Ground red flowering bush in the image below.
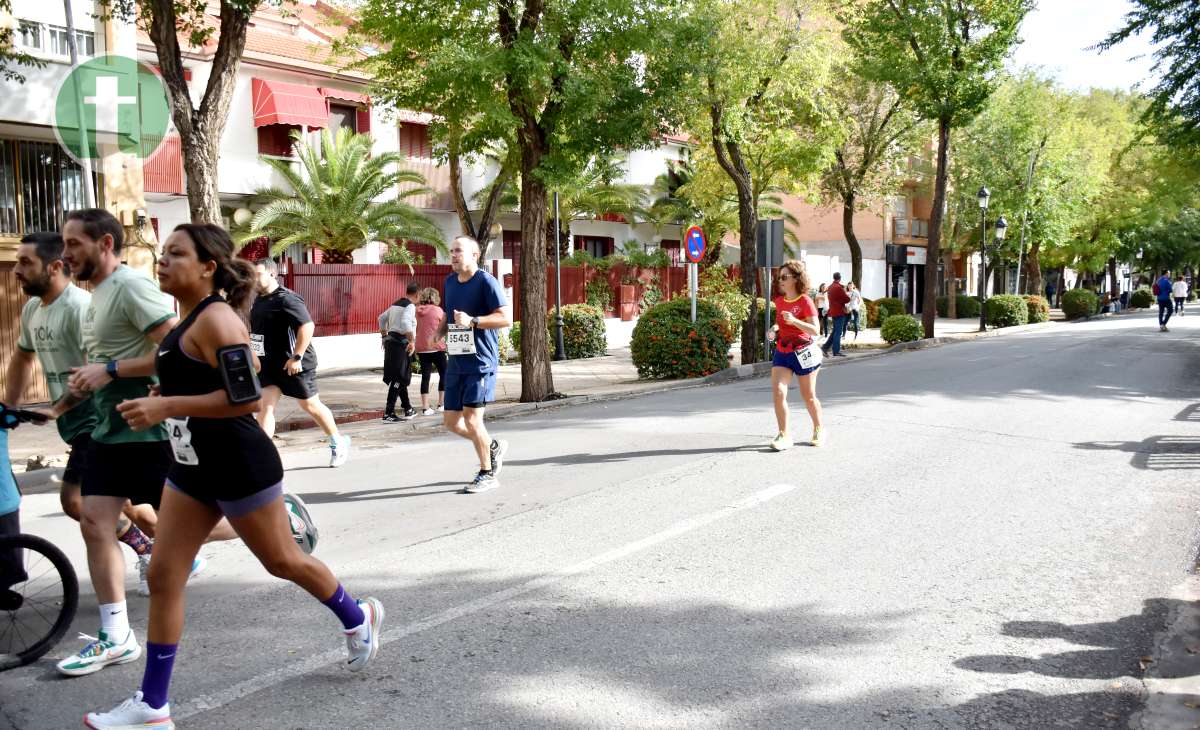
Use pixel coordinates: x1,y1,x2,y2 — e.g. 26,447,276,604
631,298,733,379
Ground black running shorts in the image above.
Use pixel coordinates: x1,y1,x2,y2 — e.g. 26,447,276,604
61,433,92,486
260,368,319,400
81,440,172,509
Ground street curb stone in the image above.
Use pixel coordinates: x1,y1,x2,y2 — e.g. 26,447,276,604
1133,574,1200,730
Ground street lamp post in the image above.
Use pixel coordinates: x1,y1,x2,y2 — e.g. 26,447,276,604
552,192,567,361
977,186,990,332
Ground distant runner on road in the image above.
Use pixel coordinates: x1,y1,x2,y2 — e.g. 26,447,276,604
768,259,824,451
250,259,350,466
440,236,511,493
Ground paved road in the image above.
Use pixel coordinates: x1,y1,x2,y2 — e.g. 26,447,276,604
2,311,1197,729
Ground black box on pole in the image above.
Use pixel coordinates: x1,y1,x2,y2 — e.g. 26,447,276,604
756,219,784,268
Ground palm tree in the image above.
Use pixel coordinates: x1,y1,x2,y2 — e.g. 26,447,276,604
238,128,445,264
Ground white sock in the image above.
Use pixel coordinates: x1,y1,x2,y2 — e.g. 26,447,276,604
99,601,131,642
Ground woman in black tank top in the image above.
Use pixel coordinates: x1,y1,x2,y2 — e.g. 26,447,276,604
87,225,383,729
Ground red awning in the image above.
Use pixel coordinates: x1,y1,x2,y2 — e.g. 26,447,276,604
320,87,370,106
252,78,328,129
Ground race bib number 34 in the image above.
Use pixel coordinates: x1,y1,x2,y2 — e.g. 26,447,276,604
446,325,477,356
249,334,265,356
166,417,199,466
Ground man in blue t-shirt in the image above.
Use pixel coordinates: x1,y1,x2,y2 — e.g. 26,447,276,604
440,236,512,493
1156,268,1174,332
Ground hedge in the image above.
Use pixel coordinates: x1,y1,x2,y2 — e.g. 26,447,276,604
986,294,1029,328
936,294,982,319
1023,295,1049,323
631,298,734,379
1130,288,1154,308
1062,289,1099,319
507,306,607,360
866,297,905,327
880,314,923,344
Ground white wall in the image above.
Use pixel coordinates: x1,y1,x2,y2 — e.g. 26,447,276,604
861,259,887,300
625,142,686,186
144,195,190,241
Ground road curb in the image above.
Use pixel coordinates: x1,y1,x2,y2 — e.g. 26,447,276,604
1133,574,1200,730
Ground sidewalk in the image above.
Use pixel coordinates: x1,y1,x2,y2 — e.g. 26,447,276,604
6,314,1061,473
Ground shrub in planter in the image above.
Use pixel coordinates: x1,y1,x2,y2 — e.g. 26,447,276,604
880,314,923,344
509,321,522,353
1023,295,1049,323
584,277,612,312
1130,288,1154,309
985,294,1029,328
631,298,734,380
557,304,607,359
957,295,982,319
864,298,881,327
1062,289,1099,319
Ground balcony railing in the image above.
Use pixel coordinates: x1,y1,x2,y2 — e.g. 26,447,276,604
893,217,929,239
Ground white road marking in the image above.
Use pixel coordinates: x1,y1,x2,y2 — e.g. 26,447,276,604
176,482,798,720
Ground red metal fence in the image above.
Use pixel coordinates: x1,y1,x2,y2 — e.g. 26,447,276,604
287,263,740,336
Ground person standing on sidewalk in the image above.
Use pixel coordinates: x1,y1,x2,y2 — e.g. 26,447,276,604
440,236,510,494
822,273,851,358
1156,269,1174,331
378,282,418,421
815,283,828,337
1173,275,1188,316
4,232,159,596
767,259,824,451
846,282,863,339
416,287,447,415
250,260,350,466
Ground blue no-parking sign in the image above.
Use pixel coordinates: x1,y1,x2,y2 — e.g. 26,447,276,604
685,226,706,263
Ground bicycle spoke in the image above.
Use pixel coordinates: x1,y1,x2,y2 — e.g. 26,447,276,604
17,595,53,629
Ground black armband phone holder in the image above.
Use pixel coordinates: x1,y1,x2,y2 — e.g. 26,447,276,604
216,344,262,404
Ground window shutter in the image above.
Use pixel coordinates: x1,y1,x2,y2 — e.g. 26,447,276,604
356,107,371,134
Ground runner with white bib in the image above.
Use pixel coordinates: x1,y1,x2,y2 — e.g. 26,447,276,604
86,223,382,730
440,236,511,494
767,259,825,451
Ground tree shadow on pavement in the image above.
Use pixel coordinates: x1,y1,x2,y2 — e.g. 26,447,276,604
954,598,1170,680
506,444,768,467
1175,403,1200,422
299,483,464,504
1073,436,1200,471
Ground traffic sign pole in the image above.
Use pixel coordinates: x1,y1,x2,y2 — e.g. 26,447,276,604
683,226,707,324
689,263,697,323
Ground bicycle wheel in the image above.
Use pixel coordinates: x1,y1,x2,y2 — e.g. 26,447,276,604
0,534,78,670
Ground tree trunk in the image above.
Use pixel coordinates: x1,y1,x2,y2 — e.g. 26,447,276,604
842,193,863,290
1026,239,1043,300
944,247,956,318
923,117,952,338
1108,256,1120,298
517,149,554,402
180,134,221,224
449,141,511,259
736,184,758,364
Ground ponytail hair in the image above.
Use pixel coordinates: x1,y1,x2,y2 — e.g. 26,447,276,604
172,223,258,317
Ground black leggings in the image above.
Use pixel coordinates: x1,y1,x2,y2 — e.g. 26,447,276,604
418,351,447,395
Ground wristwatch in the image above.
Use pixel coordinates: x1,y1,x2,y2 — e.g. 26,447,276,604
470,316,479,328
288,352,302,362
105,360,119,379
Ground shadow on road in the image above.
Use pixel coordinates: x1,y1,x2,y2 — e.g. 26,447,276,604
506,444,768,467
299,482,464,504
1074,436,1200,470
1175,403,1200,422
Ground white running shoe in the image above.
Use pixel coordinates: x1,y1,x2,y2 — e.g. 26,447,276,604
56,630,141,677
283,493,319,554
810,427,825,447
344,597,385,672
489,439,509,476
329,434,351,468
769,432,792,452
421,407,435,416
84,690,173,729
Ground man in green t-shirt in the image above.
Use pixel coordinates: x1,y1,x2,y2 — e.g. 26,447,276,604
4,233,157,580
53,209,187,677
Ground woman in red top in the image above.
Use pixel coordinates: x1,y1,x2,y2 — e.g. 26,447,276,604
767,259,824,451
415,287,448,415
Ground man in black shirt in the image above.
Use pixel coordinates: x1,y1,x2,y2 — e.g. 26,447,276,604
251,260,351,467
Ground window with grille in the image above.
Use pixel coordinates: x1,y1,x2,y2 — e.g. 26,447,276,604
47,25,94,57
398,123,431,159
576,236,614,258
0,139,99,237
660,239,681,265
257,125,302,157
17,21,42,50
502,231,522,261
328,104,358,134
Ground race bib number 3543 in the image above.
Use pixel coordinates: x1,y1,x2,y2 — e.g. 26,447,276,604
446,325,477,356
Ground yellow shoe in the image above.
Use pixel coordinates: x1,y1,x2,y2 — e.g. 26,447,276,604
810,427,824,447
769,432,792,451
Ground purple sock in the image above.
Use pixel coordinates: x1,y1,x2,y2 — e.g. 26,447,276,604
321,584,365,630
140,642,177,710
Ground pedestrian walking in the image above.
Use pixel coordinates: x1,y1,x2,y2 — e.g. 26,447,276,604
416,287,448,415
822,273,851,358
1156,269,1174,331
378,282,418,421
1173,275,1188,316
4,232,169,597
85,223,382,730
250,260,351,465
767,259,823,451
846,281,863,339
441,236,511,493
815,283,828,337
1045,280,1056,307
